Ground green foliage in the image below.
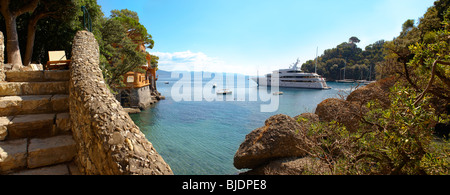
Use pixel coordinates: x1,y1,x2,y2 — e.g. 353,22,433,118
301,0,450,175
379,0,450,115
349,36,361,44
110,9,154,49
302,85,449,175
302,39,384,81
0,0,104,63
99,11,149,87
1,1,157,89
150,54,159,69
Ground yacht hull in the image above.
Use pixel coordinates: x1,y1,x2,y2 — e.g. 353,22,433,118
252,77,330,90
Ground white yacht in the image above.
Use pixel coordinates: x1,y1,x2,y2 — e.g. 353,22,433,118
252,59,331,90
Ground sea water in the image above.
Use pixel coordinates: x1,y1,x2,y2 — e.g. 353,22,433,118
130,72,357,175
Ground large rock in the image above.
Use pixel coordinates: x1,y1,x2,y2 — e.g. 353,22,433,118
234,114,309,169
294,113,320,128
347,77,396,108
315,98,364,132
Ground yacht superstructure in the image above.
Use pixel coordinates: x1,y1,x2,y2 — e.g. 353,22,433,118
252,59,331,90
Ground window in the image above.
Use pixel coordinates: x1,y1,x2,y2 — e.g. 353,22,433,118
127,76,134,83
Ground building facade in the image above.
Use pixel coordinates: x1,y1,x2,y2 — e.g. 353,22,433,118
115,53,159,110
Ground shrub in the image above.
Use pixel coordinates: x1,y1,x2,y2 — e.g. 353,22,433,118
300,84,449,175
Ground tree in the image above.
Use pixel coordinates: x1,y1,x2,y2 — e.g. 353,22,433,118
110,9,154,49
23,0,75,66
150,54,159,69
349,36,360,44
0,0,39,66
302,37,383,81
380,0,450,113
28,0,103,64
99,10,150,87
401,19,415,36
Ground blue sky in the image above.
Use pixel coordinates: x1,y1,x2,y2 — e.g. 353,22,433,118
98,0,436,75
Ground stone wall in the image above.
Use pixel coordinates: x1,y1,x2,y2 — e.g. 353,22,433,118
0,31,5,82
69,31,173,175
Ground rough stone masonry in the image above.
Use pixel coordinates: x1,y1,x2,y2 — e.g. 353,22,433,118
69,30,173,175
0,31,5,82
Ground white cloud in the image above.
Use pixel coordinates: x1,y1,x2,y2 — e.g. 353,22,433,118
152,50,225,72
151,50,261,75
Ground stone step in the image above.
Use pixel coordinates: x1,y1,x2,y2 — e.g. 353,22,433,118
0,116,13,141
5,70,70,82
5,114,55,140
27,135,76,169
0,94,69,116
9,162,81,175
0,81,69,97
0,113,71,141
11,163,71,175
0,135,77,174
0,138,27,173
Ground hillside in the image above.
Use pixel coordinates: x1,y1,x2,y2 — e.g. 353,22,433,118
301,39,385,81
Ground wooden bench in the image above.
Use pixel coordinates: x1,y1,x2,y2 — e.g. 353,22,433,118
46,51,71,70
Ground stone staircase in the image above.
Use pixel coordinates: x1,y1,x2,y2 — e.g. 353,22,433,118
0,70,80,175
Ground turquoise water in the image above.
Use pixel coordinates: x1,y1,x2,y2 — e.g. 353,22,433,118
130,72,356,175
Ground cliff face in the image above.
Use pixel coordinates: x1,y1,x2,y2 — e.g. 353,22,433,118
69,31,173,175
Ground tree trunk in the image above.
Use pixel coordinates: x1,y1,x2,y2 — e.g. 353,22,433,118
24,16,40,66
4,14,23,66
0,0,40,67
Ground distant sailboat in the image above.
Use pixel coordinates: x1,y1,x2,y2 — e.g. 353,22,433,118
361,64,376,85
336,59,355,83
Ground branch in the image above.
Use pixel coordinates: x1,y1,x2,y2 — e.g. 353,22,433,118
414,60,449,106
436,60,450,66
12,0,39,16
435,69,450,89
360,116,384,131
0,0,11,14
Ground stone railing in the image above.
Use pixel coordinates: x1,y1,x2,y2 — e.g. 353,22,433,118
69,31,173,175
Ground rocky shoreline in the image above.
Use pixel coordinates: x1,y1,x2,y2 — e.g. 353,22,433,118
233,78,397,175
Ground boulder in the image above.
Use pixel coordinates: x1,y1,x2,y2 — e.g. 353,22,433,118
347,77,396,108
294,113,319,127
315,98,364,132
234,114,309,169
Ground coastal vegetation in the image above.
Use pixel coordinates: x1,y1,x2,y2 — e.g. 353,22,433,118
301,37,385,81
0,0,158,87
256,0,450,175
